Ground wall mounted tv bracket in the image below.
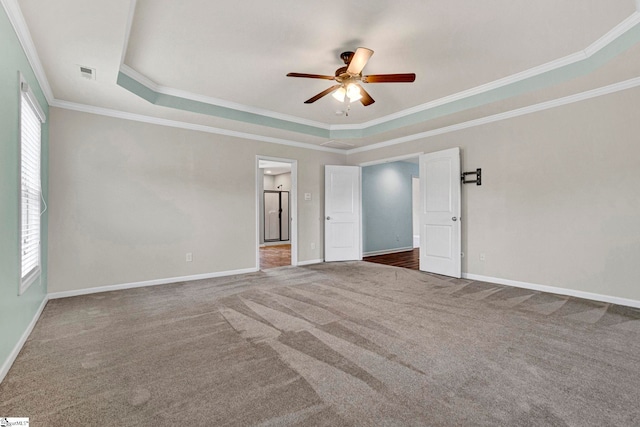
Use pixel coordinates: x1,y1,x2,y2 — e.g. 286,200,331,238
461,168,481,185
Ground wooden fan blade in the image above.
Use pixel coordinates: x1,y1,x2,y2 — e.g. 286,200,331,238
362,73,416,83
304,84,342,104
346,47,374,75
287,72,336,80
358,85,375,106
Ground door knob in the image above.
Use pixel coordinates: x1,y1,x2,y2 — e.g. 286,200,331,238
452,217,457,221
326,216,331,220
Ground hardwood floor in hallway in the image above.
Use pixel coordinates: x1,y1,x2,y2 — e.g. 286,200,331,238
260,246,419,270
363,248,420,270
260,244,291,269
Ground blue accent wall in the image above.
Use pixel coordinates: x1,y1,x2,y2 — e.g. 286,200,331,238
1,5,49,378
362,161,418,254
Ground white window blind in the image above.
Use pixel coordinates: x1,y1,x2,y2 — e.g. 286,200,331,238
20,78,45,294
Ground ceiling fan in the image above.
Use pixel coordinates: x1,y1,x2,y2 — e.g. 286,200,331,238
286,47,416,107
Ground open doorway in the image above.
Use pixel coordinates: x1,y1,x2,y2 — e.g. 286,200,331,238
360,155,421,270
358,149,461,277
257,157,297,270
362,155,420,270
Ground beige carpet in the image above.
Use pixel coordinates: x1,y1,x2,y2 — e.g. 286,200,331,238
1,262,640,426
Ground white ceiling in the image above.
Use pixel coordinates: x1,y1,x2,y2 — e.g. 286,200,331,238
12,0,640,151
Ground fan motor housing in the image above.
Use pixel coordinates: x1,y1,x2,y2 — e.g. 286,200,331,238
334,66,351,82
340,51,354,64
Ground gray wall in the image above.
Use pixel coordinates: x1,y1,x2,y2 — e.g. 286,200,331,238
263,174,275,190
274,173,291,191
48,85,640,303
48,108,344,293
0,7,49,376
349,86,640,302
362,161,418,254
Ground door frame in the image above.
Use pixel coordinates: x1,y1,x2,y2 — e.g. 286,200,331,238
256,155,298,268
358,152,425,168
358,152,425,258
358,150,462,277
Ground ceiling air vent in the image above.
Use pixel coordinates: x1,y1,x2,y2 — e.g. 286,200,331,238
79,66,96,80
320,140,355,149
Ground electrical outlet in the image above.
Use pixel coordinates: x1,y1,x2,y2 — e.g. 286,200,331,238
396,234,400,241
186,252,193,262
311,243,315,250
479,253,486,262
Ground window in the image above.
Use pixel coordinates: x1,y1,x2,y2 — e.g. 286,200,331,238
19,76,46,295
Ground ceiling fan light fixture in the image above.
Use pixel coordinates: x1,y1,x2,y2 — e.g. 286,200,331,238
332,87,346,102
287,47,415,107
348,93,362,102
346,83,362,102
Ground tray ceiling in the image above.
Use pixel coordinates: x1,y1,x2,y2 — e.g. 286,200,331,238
12,0,640,150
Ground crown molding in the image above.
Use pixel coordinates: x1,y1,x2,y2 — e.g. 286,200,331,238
51,76,640,158
120,0,137,65
334,52,589,131
584,12,640,56
342,11,640,131
119,65,331,131
49,99,344,154
118,9,640,138
1,0,53,104
346,76,640,155
117,0,329,132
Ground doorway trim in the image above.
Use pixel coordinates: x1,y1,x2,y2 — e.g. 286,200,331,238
357,151,423,263
256,155,298,268
358,152,424,167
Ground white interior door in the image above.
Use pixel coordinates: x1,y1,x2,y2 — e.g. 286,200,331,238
325,165,361,262
419,148,461,277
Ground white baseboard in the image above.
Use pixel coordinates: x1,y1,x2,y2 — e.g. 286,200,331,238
2,266,258,384
0,295,48,384
48,267,259,300
297,259,324,266
462,273,640,309
363,246,414,257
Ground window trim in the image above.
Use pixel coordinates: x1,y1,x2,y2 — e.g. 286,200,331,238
18,74,46,296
